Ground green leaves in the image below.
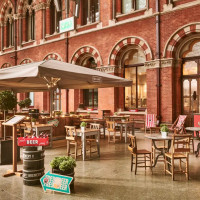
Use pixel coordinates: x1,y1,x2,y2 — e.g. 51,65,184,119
0,91,17,111
50,156,76,172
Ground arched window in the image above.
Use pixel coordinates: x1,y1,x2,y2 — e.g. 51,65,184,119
5,8,14,48
81,56,98,108
50,0,62,35
181,41,200,114
122,47,146,109
24,0,35,42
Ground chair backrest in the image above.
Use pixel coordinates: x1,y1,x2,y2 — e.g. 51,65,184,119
172,134,191,154
106,121,116,132
128,134,137,154
90,123,100,129
65,126,77,140
172,115,187,130
146,114,156,128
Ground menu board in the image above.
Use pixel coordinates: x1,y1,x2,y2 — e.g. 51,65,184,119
2,115,26,126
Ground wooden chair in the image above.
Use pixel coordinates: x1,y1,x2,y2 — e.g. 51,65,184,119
128,134,152,175
65,126,82,160
71,117,81,128
164,134,191,180
106,121,122,143
24,122,33,136
86,123,100,158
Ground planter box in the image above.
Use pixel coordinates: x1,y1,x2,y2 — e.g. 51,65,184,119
0,139,20,165
52,168,75,193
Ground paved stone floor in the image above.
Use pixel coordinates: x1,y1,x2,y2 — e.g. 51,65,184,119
0,131,200,200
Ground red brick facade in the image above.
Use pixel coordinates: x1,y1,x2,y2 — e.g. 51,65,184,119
0,0,199,123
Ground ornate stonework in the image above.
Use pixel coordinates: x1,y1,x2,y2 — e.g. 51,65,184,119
145,59,175,69
96,65,120,74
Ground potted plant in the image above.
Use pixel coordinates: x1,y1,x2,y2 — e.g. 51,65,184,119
24,98,32,108
31,118,36,126
55,111,62,117
50,156,76,192
18,100,26,110
114,112,118,116
0,91,20,164
160,124,169,138
80,122,87,131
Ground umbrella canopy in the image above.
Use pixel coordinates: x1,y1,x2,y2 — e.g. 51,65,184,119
0,60,132,92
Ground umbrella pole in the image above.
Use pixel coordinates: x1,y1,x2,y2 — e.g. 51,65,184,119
4,110,6,140
50,89,54,117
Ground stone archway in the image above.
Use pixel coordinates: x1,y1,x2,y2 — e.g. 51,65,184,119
109,36,152,66
20,58,33,64
71,46,102,66
43,53,62,61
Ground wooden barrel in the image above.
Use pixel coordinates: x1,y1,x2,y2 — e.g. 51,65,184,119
23,147,45,186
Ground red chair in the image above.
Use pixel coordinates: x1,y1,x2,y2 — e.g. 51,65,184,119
145,114,156,133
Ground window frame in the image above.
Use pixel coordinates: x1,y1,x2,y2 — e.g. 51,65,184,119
124,63,146,109
121,0,147,14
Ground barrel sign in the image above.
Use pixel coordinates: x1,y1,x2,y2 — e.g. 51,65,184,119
18,137,49,146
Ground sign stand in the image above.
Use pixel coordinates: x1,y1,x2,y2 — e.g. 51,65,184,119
2,115,26,177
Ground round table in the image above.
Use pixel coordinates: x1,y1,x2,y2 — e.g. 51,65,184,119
185,127,200,157
145,134,173,167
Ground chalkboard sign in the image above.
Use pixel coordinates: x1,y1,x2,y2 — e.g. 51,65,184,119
2,115,26,126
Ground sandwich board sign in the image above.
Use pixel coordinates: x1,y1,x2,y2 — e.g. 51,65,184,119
40,171,73,194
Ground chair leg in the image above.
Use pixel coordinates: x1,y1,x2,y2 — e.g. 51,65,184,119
179,159,182,171
108,132,110,143
75,143,77,160
144,154,146,170
90,142,92,158
192,139,194,153
150,153,152,174
164,155,166,175
135,155,137,175
131,154,133,172
113,132,116,143
172,158,174,181
186,156,189,180
67,141,70,156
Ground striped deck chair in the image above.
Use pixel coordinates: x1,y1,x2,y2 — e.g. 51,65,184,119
145,114,156,133
169,115,187,133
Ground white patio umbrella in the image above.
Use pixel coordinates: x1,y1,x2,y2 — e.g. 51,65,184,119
0,60,132,92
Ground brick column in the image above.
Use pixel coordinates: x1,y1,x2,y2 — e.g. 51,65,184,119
35,6,43,42
4,24,7,48
0,24,3,51
22,17,26,42
116,0,121,14
45,7,50,36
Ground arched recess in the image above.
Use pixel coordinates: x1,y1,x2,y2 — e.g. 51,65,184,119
43,53,62,61
109,36,152,66
1,62,11,68
163,23,200,58
20,58,33,64
0,0,14,23
71,46,102,67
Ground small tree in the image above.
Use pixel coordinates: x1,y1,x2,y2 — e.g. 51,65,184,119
0,91,18,140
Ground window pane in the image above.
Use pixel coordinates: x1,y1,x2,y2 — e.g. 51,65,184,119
125,67,136,109
82,0,89,25
122,0,133,14
183,98,190,114
183,61,197,75
124,48,146,65
137,66,147,108
29,92,34,106
183,80,189,96
191,79,197,94
136,0,146,10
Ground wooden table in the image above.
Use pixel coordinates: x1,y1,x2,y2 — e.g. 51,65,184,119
145,134,173,167
109,115,130,121
185,127,200,157
116,121,134,143
80,118,106,138
76,128,100,161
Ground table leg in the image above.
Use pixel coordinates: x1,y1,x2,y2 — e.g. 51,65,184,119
125,125,127,143
152,140,171,168
82,133,86,161
96,131,100,157
132,124,134,135
195,131,200,157
103,122,105,139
